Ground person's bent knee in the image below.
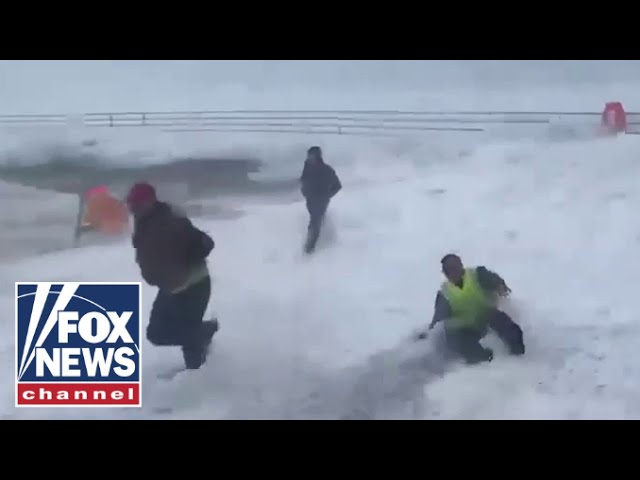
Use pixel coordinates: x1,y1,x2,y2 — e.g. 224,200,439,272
146,324,175,346
465,347,493,364
487,309,517,330
445,328,492,363
488,310,525,355
146,324,162,346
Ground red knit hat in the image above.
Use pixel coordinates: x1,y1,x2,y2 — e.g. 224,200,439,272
126,182,156,208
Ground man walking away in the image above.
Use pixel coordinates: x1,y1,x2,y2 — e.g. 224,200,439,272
426,254,525,365
126,182,219,370
300,146,342,254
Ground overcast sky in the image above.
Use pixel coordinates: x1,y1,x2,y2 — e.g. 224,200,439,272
0,60,638,113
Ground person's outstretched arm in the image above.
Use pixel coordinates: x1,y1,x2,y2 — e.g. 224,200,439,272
476,266,511,296
429,291,452,329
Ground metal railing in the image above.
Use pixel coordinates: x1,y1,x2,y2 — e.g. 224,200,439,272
0,110,637,135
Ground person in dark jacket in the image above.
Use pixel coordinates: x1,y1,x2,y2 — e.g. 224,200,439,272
126,182,219,370
300,146,342,253
424,254,525,364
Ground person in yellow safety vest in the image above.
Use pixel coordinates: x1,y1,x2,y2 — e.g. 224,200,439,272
425,253,525,364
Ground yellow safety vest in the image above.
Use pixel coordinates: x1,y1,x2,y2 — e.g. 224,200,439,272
440,268,496,330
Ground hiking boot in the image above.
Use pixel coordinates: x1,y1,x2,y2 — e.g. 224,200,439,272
199,319,219,364
182,320,219,370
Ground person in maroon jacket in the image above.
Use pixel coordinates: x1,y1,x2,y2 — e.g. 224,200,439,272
126,182,219,370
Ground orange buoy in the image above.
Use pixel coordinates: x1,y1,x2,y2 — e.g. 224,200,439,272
82,186,129,236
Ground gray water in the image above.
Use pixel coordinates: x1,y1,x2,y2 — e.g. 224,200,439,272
0,157,301,262
2,60,637,261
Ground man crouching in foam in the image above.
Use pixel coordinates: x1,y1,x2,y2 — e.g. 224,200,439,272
424,254,525,365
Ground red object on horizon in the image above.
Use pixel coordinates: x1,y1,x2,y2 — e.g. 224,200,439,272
601,101,627,134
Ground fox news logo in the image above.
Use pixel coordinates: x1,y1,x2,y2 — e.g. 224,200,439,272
15,282,141,407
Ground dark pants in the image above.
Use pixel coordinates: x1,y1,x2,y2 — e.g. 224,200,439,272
445,309,525,364
305,197,330,252
147,276,213,369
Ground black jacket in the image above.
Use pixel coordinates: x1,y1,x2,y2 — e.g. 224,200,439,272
430,266,508,328
132,202,214,290
300,160,342,201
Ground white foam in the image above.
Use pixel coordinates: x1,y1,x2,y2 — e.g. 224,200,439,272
3,60,640,419
2,131,640,418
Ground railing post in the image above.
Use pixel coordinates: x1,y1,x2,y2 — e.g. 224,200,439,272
142,113,146,126
109,115,113,127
